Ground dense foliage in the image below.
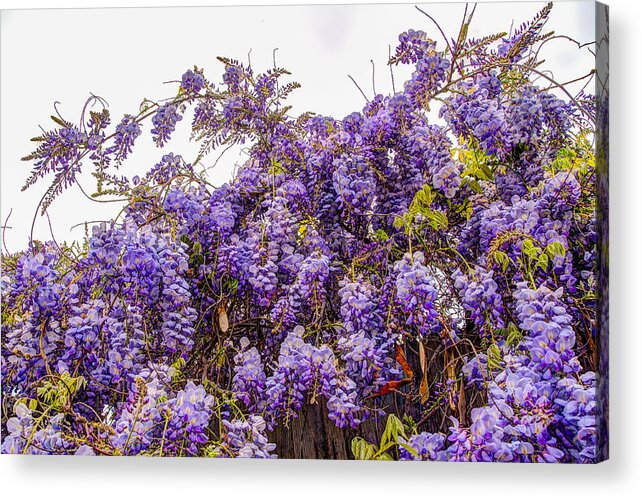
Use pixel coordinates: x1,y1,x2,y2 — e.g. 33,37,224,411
1,3,600,462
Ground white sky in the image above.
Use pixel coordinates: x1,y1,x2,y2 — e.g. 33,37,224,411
0,0,595,252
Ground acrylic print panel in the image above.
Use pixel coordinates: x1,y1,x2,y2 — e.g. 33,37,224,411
0,0,608,462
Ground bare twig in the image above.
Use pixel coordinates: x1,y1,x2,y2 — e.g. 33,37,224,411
388,45,396,94
1,208,13,255
415,5,451,53
348,75,369,102
370,59,377,96
273,47,280,109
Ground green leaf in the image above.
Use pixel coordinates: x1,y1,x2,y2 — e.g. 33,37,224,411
521,239,541,262
545,241,566,258
374,229,389,242
536,253,549,272
381,414,406,448
493,251,510,271
468,178,483,194
397,441,419,459
479,162,495,181
427,210,448,230
488,343,502,370
268,158,286,175
402,413,418,435
374,441,398,459
351,437,376,460
506,322,523,348
393,215,407,231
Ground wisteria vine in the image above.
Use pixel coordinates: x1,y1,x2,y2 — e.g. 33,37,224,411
1,3,603,462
